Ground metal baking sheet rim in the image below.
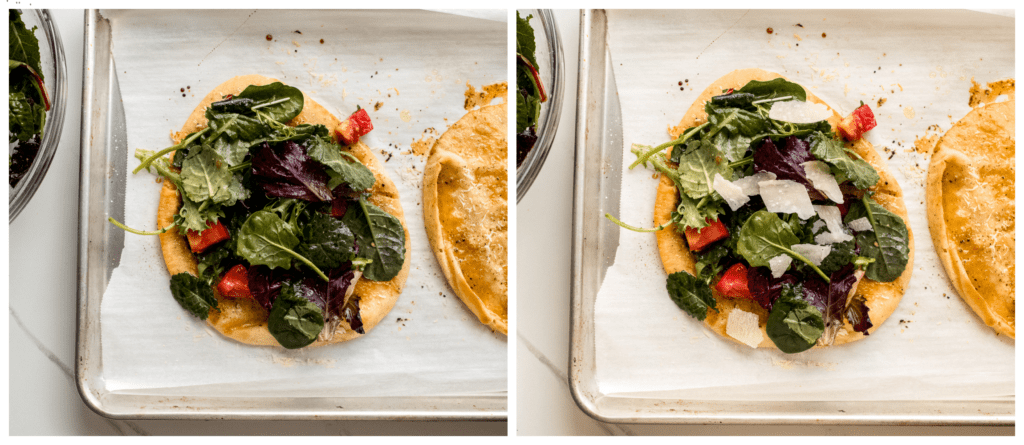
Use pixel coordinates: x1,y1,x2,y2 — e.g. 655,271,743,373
567,9,1013,426
75,9,506,421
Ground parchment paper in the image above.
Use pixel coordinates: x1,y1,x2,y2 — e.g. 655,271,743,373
595,10,1013,401
99,9,507,397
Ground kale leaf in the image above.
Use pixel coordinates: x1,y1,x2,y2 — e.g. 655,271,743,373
267,282,324,349
765,283,824,353
169,273,219,320
666,271,717,321
844,196,910,282
342,197,406,282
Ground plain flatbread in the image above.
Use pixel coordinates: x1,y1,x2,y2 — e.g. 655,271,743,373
926,98,1015,338
654,68,914,349
422,102,508,335
157,74,411,347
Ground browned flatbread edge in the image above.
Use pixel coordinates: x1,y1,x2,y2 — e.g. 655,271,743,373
157,74,411,347
653,68,914,349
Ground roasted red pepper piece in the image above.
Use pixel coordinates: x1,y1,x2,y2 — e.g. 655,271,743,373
185,220,230,253
217,264,252,299
837,104,877,141
683,217,729,252
715,263,754,299
334,108,374,145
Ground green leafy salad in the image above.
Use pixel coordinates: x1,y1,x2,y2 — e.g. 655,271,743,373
609,77,910,353
516,11,546,167
9,9,50,188
112,82,406,349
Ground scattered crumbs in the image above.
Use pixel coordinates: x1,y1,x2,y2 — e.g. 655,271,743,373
844,84,850,97
292,40,301,48
821,32,826,38
793,33,802,41
767,27,773,34
795,23,803,27
877,97,887,107
410,127,439,156
903,105,915,119
463,81,508,110
294,30,302,35
320,38,325,44
374,101,383,111
400,109,412,122
912,125,942,155
266,34,272,41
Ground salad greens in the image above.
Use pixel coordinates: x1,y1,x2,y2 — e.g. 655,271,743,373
608,77,911,353
516,11,546,166
9,10,49,188
112,82,406,349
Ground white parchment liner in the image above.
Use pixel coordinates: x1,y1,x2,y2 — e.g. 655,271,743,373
595,10,1013,401
99,9,507,397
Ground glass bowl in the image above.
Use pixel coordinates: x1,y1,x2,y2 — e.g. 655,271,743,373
516,9,564,203
9,9,68,222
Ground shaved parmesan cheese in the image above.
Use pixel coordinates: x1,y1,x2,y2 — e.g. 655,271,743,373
848,217,873,232
811,219,826,233
726,309,763,348
758,179,816,219
813,205,854,243
801,161,844,203
713,173,749,211
769,99,832,124
792,243,832,266
733,171,777,196
769,255,793,278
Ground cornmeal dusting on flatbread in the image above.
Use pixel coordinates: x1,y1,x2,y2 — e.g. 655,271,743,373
423,102,508,334
926,89,1015,338
656,68,913,349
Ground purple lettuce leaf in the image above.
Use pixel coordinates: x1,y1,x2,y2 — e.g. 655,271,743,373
845,295,873,334
252,141,333,202
248,265,300,312
801,264,859,344
747,266,799,312
342,296,364,334
753,136,825,200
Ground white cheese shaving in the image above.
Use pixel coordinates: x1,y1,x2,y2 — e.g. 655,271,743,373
848,217,873,232
811,219,826,233
733,171,777,196
768,99,833,124
792,243,832,266
758,179,816,219
813,205,854,244
801,161,844,203
713,173,749,211
769,255,793,278
726,309,764,348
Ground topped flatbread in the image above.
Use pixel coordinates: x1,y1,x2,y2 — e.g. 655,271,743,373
157,75,411,347
649,68,913,350
926,97,1015,338
423,102,508,334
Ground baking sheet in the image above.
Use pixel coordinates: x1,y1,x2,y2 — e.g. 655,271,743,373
97,9,507,398
593,10,1013,402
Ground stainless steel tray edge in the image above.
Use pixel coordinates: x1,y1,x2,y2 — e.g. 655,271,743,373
567,8,1012,426
75,9,505,421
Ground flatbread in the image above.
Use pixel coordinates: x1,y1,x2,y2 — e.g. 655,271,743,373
926,98,1015,338
423,103,508,334
157,74,411,346
654,68,914,349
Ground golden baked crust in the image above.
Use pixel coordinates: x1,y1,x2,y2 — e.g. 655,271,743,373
157,74,411,346
422,103,508,334
654,68,914,348
926,98,1015,338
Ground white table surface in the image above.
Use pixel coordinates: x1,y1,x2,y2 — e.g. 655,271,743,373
8,9,504,436
514,9,1013,436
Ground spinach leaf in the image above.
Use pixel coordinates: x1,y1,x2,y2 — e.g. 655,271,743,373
844,196,910,282
675,142,732,199
180,148,248,206
205,112,268,166
765,283,824,353
808,132,880,189
296,212,356,269
737,78,807,102
169,273,219,320
236,210,302,269
232,82,305,124
666,271,717,321
252,141,333,202
9,10,43,77
267,282,324,349
306,136,376,191
737,210,830,281
342,197,406,282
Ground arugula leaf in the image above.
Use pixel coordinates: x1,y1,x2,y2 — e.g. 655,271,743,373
205,112,268,165
736,210,830,281
252,141,333,202
736,78,807,102
168,273,219,320
675,142,733,199
267,282,324,349
808,132,880,189
666,271,717,321
765,283,824,353
306,136,376,191
9,10,43,78
180,148,248,206
342,197,406,282
296,212,356,269
844,196,910,282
